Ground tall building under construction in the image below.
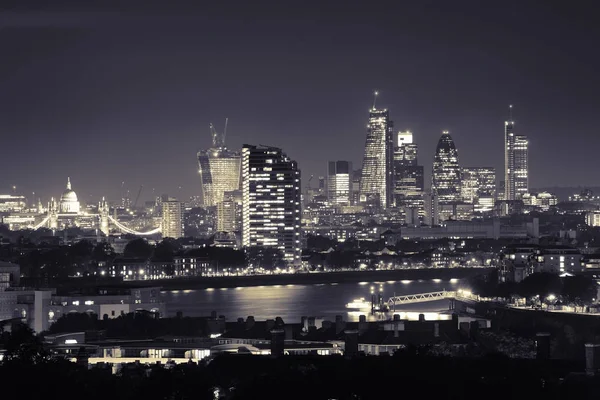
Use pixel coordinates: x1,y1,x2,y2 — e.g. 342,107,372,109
197,119,242,207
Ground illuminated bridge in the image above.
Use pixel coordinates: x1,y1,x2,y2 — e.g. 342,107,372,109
387,290,480,307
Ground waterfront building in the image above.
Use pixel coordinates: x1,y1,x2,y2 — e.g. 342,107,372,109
197,121,242,207
242,144,302,265
432,131,462,204
504,107,529,200
359,97,394,209
161,198,183,239
327,161,352,206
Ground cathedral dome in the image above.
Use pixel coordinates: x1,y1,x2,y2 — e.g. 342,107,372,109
59,177,80,214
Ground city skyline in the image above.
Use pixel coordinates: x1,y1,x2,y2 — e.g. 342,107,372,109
2,2,600,201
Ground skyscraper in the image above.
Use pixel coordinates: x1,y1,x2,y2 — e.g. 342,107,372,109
504,106,529,200
327,161,352,206
197,120,241,207
393,131,424,210
242,145,302,265
461,167,496,213
162,198,183,239
432,131,462,203
359,94,394,208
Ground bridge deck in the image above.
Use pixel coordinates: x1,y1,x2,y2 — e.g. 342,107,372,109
387,290,479,305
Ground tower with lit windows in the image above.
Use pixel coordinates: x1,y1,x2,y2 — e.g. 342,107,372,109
504,106,529,200
359,92,394,209
327,161,352,206
432,131,462,203
393,131,424,214
197,120,241,207
242,145,301,265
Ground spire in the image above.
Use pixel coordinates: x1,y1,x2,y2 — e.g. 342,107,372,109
372,90,379,110
67,177,72,190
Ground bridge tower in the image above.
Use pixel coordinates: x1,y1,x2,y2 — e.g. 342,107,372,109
48,197,58,230
98,197,110,236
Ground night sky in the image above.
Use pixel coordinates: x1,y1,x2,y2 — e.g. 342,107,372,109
1,1,599,204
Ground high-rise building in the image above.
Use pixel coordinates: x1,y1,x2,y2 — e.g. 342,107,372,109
327,161,352,206
432,131,462,203
242,145,302,265
197,120,241,207
216,190,242,232
162,198,183,239
461,167,496,202
504,107,529,200
393,131,424,213
359,98,394,209
461,167,496,213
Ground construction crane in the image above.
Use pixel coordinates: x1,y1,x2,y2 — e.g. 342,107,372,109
133,185,144,209
306,174,314,196
209,118,228,148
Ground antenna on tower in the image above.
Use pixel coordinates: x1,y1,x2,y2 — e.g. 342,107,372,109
509,104,513,122
372,90,379,110
223,118,228,144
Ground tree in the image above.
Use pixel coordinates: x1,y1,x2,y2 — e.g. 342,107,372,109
246,246,286,270
561,275,597,304
152,239,177,262
519,272,563,301
92,242,116,262
1,323,49,365
123,238,153,259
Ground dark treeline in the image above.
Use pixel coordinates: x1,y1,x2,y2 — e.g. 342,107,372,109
469,271,597,305
1,323,598,399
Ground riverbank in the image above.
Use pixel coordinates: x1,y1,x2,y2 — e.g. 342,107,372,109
111,267,492,290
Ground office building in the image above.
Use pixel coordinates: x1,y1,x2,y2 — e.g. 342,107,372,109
327,161,352,206
432,131,462,203
461,167,496,213
242,145,302,265
359,98,394,209
504,107,529,200
162,198,183,239
393,131,424,214
197,120,241,207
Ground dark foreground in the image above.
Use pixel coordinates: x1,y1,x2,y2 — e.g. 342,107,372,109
0,353,597,400
53,267,493,290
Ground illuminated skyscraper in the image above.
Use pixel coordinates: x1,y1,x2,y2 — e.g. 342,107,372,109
461,167,496,213
161,198,183,239
197,120,241,207
327,161,352,206
242,145,301,265
393,131,424,211
504,107,529,200
359,93,394,209
432,131,462,203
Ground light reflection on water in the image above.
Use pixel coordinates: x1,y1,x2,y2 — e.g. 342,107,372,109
161,279,460,323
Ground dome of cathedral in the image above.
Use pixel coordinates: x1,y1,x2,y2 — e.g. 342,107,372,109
59,177,80,214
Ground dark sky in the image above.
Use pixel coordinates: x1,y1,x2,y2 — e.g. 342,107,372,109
1,0,599,204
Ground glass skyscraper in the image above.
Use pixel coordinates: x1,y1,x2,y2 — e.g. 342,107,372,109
242,145,301,265
504,113,529,200
432,131,462,203
393,131,424,212
359,107,394,208
327,161,352,206
197,122,241,207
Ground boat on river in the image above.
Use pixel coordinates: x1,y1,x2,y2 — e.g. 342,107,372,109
346,298,371,310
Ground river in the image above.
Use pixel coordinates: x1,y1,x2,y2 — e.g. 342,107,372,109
161,278,462,322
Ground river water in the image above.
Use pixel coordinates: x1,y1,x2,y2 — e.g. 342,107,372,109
161,278,462,323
